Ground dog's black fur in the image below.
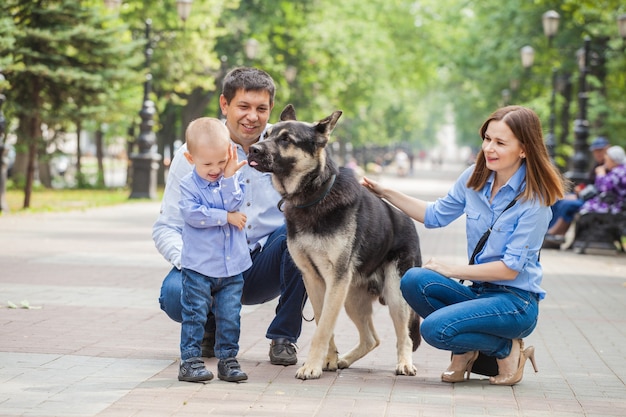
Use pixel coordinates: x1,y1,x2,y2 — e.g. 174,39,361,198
248,105,422,380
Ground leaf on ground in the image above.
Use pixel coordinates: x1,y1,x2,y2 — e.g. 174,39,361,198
6,300,42,309
20,300,42,309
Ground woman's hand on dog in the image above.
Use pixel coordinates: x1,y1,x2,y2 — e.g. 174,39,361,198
361,176,385,198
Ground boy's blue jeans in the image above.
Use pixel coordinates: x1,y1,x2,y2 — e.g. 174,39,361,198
160,225,306,344
180,268,244,361
400,267,539,359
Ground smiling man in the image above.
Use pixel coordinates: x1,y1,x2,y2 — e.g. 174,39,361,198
153,67,306,368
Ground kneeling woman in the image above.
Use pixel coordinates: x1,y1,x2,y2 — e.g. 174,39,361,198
362,106,566,386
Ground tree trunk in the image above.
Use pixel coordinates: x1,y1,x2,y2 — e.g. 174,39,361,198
95,127,105,188
18,111,43,209
74,120,86,187
37,158,52,188
23,141,37,208
181,87,214,135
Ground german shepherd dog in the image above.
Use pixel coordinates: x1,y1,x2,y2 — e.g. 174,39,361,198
248,105,422,380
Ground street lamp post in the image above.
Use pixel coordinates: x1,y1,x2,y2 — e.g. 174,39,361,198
545,68,558,162
565,37,591,185
542,10,560,46
520,45,535,70
129,19,160,199
540,11,626,183
542,11,560,162
501,88,511,106
104,0,194,198
244,39,260,62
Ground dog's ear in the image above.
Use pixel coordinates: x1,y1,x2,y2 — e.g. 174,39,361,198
314,110,343,138
280,104,297,121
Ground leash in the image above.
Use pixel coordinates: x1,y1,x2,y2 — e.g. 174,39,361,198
301,295,314,322
277,174,337,212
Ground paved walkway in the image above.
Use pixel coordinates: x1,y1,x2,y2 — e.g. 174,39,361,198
1,164,626,417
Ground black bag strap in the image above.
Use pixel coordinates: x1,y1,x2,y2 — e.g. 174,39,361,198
469,196,520,265
460,195,520,284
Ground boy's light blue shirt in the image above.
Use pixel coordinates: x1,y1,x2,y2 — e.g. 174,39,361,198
179,171,252,278
423,163,551,299
152,123,285,270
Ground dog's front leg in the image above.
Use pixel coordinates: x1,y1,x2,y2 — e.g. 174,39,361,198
296,278,350,380
324,334,339,371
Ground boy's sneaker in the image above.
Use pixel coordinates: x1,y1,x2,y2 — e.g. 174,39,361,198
178,357,214,382
217,358,248,382
269,338,298,366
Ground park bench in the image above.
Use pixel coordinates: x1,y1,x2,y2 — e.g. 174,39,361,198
568,211,626,254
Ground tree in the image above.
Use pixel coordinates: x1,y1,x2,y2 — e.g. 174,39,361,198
0,0,140,207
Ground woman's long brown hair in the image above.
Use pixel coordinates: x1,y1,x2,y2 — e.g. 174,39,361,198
467,106,568,206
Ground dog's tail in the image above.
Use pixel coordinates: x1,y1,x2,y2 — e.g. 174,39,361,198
409,310,421,352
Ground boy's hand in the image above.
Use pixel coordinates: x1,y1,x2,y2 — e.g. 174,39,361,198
227,211,247,230
224,144,247,178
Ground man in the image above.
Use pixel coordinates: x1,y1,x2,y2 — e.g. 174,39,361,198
587,136,610,184
153,67,306,366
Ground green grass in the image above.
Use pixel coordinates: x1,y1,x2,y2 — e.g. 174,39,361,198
3,187,162,214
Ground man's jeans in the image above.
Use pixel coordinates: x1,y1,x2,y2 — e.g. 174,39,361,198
160,225,306,343
180,268,243,361
400,267,539,359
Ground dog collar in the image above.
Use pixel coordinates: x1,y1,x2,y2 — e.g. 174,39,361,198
277,174,337,211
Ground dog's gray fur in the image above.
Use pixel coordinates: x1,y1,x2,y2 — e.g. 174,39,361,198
248,105,422,380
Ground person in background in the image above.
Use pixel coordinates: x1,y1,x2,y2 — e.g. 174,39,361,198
153,67,306,368
177,118,249,383
543,136,611,247
362,106,566,386
578,145,626,216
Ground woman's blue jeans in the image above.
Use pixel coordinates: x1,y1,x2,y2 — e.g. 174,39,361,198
400,267,539,359
180,268,243,361
159,224,306,343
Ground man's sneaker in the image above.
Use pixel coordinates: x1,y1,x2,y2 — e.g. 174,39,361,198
178,357,214,382
201,331,215,358
269,338,298,366
217,358,248,382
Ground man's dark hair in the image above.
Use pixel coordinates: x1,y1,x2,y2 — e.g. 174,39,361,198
222,67,276,105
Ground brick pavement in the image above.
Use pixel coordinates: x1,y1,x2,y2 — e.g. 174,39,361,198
1,164,626,417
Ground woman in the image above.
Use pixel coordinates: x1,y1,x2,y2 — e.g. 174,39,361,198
362,106,566,386
579,145,626,215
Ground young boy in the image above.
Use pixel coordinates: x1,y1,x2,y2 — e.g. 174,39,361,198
177,117,250,383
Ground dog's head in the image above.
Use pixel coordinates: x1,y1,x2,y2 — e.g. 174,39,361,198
248,104,342,195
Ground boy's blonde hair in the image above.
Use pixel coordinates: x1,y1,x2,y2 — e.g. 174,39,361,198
185,117,230,155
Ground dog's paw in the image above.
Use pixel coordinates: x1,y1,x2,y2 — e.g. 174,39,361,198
395,362,417,376
295,363,323,380
336,357,350,369
324,354,339,371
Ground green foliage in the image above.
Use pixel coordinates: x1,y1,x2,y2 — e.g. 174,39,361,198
2,0,626,189
0,0,143,205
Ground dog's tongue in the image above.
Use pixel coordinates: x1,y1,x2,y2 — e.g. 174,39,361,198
248,161,258,167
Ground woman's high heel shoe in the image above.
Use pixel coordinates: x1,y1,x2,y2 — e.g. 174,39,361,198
489,340,538,386
441,351,479,383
